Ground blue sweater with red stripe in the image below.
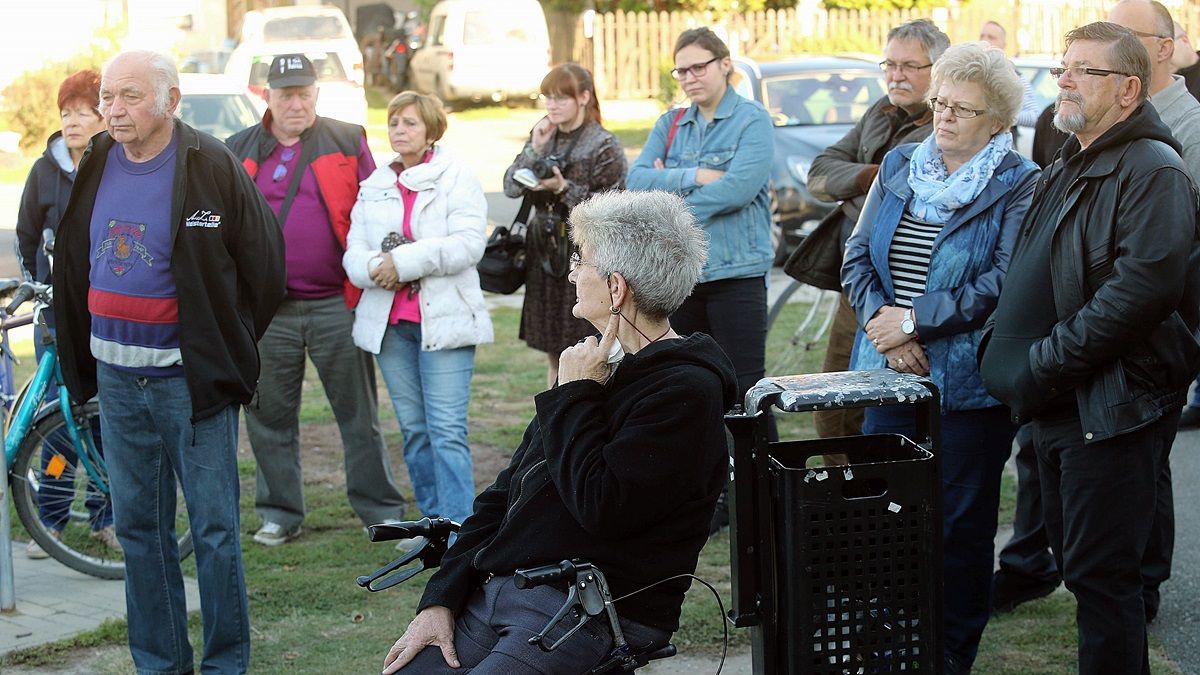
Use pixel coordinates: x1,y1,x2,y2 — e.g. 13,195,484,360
87,133,182,376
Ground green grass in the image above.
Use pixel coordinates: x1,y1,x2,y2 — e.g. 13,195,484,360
0,307,1183,672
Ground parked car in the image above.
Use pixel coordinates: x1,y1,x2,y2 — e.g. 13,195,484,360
176,74,263,141
225,41,369,128
731,57,885,264
1013,56,1059,159
408,0,550,104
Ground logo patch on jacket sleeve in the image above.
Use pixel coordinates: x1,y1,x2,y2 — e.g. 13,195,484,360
185,209,222,228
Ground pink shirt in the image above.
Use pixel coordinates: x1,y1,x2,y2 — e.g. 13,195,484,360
388,153,432,324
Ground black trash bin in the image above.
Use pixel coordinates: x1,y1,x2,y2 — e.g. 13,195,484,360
726,369,943,675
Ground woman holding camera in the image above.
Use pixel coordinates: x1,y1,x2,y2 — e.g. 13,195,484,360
344,91,492,528
503,63,626,387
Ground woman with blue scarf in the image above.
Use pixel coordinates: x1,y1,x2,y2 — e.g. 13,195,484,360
842,42,1039,675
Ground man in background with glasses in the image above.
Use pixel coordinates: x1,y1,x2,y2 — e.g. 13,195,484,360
792,18,948,440
980,22,1199,673
1170,21,1200,100
227,53,407,547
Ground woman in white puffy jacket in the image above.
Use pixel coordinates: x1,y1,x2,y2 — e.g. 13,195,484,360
344,91,492,526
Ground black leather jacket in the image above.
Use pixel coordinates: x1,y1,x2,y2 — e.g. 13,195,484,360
981,104,1200,442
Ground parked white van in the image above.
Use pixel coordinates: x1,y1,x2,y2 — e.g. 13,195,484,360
408,0,551,104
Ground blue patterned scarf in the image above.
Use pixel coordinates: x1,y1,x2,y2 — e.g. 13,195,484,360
906,131,1013,224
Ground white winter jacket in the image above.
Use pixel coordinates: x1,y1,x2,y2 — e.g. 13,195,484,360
344,147,494,353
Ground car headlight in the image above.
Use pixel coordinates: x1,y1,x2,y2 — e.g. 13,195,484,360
788,155,812,184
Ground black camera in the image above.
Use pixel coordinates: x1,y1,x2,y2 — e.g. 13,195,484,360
531,154,567,179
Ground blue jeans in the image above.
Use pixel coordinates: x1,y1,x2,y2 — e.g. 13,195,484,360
376,320,476,526
34,327,113,530
98,364,249,675
864,404,1015,669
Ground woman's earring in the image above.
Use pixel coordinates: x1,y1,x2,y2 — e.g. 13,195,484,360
610,306,621,315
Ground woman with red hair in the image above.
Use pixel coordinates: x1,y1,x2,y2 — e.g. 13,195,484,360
15,69,118,559
503,63,627,387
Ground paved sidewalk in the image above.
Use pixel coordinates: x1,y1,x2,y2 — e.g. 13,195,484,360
0,547,200,654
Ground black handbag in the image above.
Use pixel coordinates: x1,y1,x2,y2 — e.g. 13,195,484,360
477,197,530,295
782,207,847,292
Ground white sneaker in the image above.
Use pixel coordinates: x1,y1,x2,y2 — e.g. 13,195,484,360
25,529,61,559
253,521,302,546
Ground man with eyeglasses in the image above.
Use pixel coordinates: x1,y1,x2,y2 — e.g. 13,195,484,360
1170,21,1200,100
227,53,407,547
793,18,948,440
980,22,1199,674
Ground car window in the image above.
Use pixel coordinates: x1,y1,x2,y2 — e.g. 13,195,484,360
762,72,884,126
248,52,348,86
179,94,259,139
732,64,755,101
463,11,543,46
263,16,351,42
428,15,446,47
1017,66,1058,112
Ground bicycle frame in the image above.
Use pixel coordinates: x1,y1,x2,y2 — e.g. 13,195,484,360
1,310,106,494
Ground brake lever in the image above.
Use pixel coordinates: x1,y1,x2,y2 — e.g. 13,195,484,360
524,563,627,654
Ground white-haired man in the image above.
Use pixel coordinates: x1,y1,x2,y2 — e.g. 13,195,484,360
52,50,286,673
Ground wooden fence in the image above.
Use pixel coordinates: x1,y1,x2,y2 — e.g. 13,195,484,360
573,1,1200,100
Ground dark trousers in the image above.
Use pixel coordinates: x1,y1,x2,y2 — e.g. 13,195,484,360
999,428,1174,605
1032,410,1178,675
864,404,1015,668
399,575,669,674
670,276,767,402
995,426,1060,584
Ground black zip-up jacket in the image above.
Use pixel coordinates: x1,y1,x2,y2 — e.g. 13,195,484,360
980,103,1200,442
53,119,287,421
417,333,738,632
16,131,75,283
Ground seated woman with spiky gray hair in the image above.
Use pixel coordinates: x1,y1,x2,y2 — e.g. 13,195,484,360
381,190,738,675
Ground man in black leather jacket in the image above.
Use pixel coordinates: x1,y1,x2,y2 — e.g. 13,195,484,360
980,22,1200,675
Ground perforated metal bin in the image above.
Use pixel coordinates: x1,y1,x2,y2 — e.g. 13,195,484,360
725,369,943,675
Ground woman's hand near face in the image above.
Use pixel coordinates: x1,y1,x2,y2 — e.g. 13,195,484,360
370,254,400,291
865,305,912,353
531,115,555,154
558,313,619,385
382,605,459,674
884,342,929,376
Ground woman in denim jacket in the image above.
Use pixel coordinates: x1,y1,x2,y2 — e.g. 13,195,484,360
627,27,774,409
841,43,1039,675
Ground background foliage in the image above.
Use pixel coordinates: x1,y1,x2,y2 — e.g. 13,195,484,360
0,28,123,152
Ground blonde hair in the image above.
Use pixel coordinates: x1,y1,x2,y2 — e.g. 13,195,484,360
929,42,1024,128
386,91,448,143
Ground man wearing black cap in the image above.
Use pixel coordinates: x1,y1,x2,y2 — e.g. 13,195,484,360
227,54,406,547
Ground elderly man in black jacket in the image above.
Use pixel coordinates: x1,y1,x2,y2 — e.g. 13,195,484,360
980,22,1200,675
54,50,286,674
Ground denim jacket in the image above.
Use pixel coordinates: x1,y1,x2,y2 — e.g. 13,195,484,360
842,143,1039,411
628,86,774,282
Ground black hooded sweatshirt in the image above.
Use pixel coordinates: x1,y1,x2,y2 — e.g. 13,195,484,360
16,131,75,283
417,332,738,632
981,103,1190,422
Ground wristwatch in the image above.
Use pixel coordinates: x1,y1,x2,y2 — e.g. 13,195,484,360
900,308,916,336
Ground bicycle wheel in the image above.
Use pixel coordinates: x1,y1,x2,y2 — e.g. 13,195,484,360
765,280,839,378
10,401,194,579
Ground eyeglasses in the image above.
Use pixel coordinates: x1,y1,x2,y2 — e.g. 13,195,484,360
1049,66,1133,80
1126,28,1171,40
272,147,297,182
569,252,602,273
671,57,719,81
879,60,933,75
541,94,574,105
927,98,986,119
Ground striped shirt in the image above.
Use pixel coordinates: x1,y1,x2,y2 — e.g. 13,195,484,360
887,210,943,308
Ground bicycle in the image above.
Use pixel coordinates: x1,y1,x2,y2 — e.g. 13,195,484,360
765,278,839,378
1,277,192,579
357,518,726,674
